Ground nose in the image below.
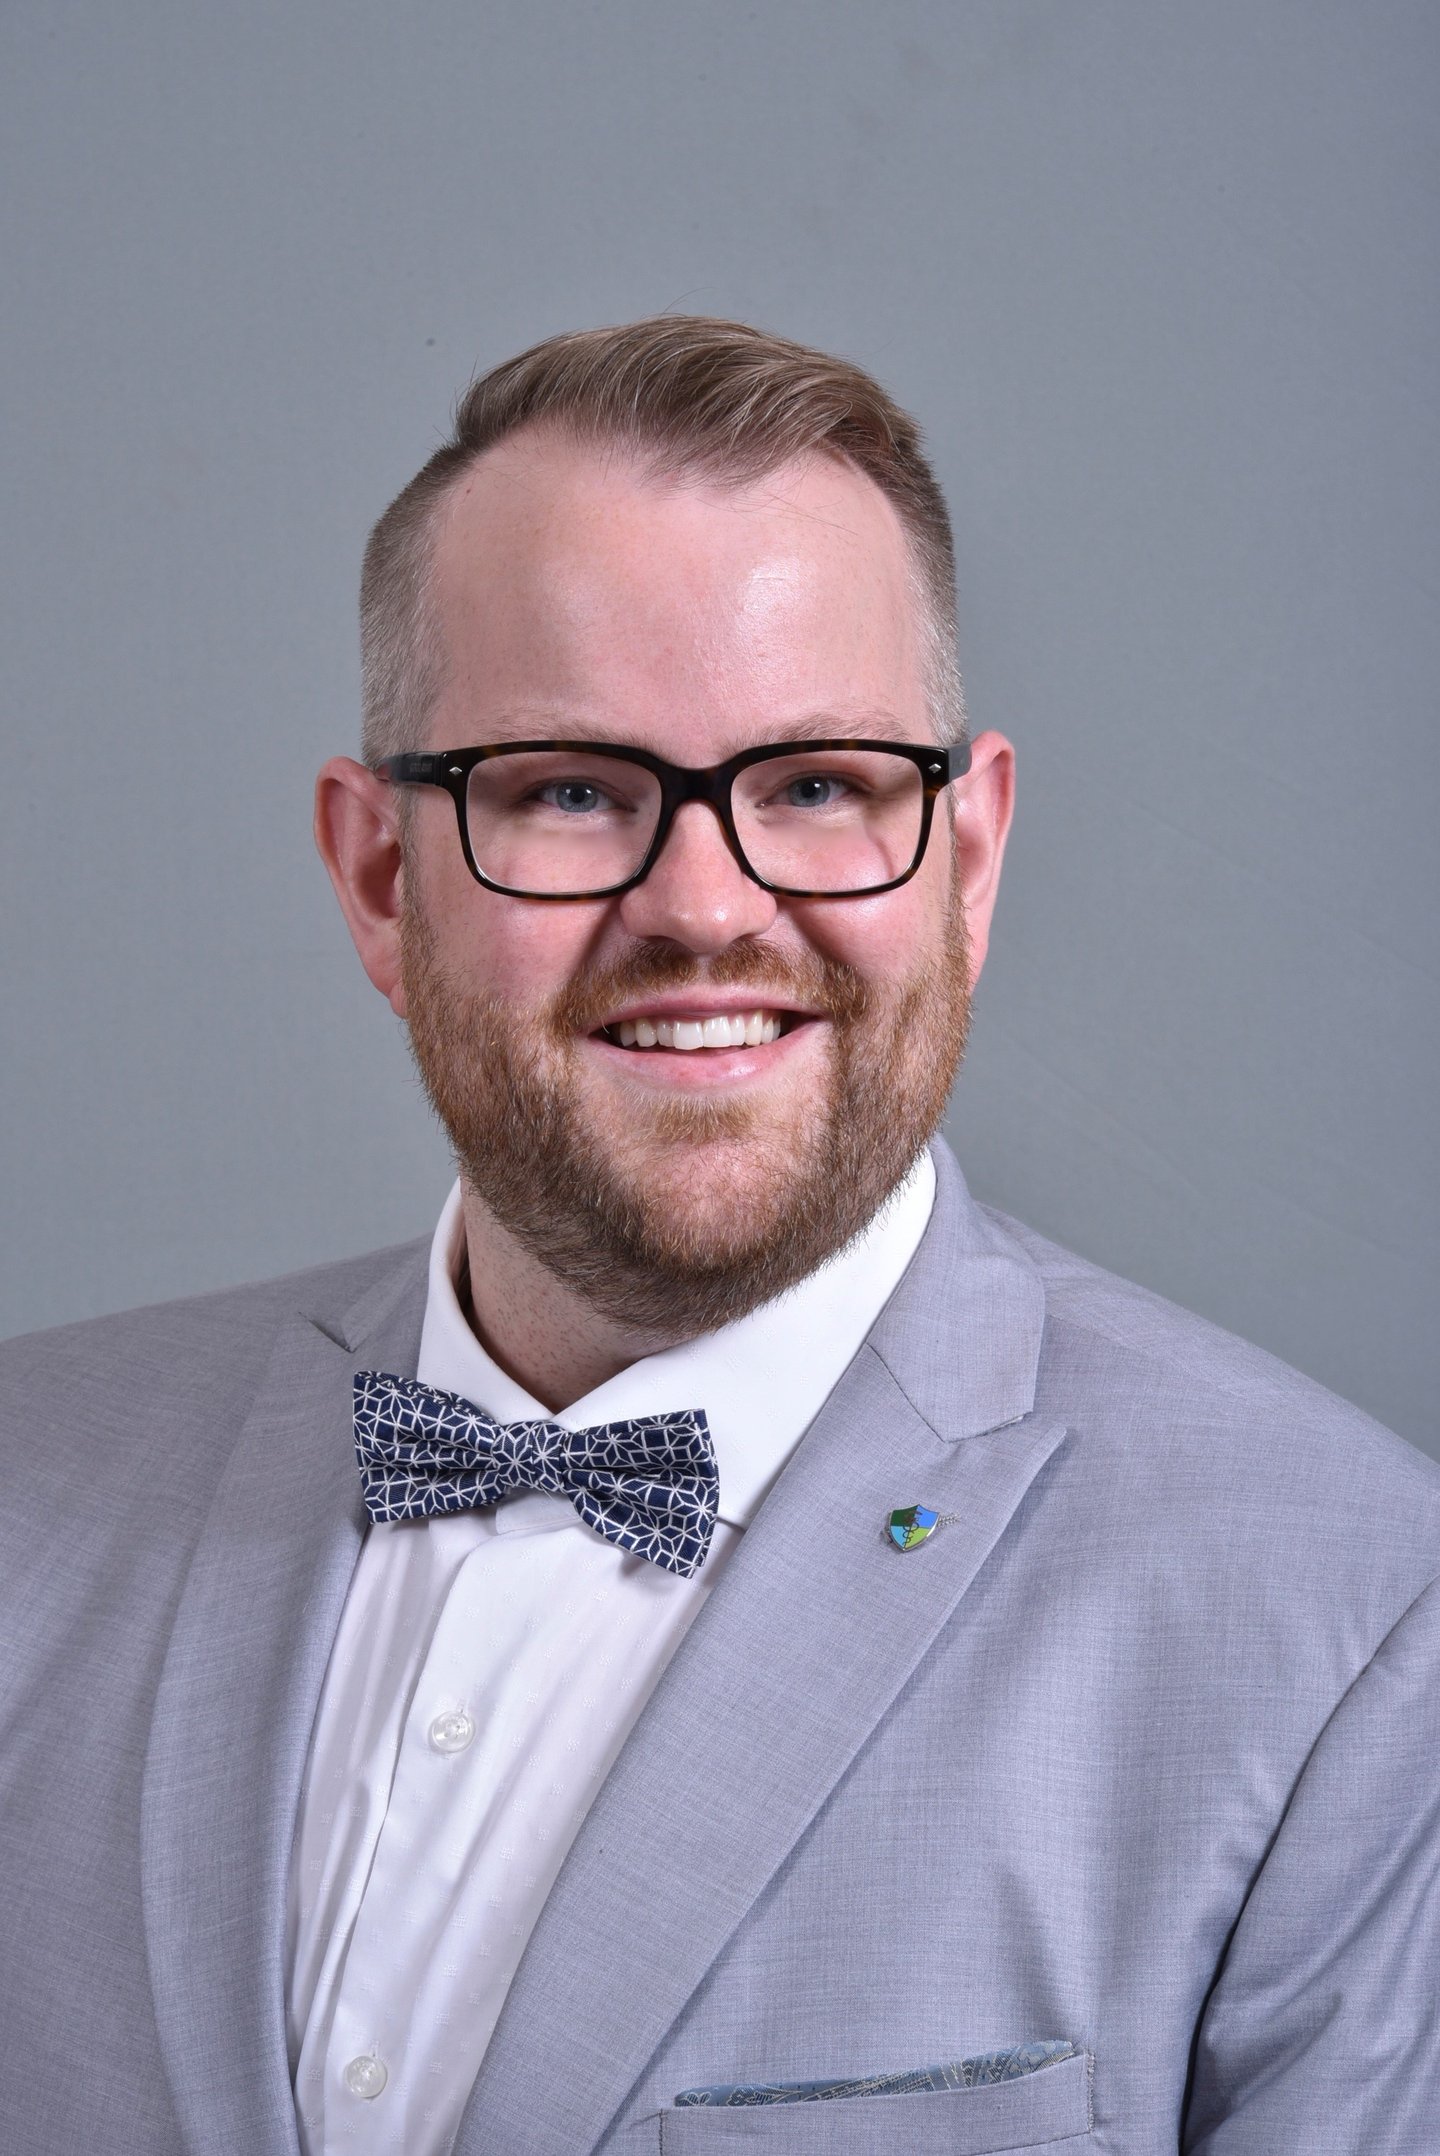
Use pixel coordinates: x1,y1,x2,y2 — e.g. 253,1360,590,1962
616,800,779,954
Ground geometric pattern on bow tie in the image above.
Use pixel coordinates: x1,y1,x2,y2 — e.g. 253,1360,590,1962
352,1370,718,1579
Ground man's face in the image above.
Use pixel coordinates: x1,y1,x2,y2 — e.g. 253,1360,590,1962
391,433,998,1333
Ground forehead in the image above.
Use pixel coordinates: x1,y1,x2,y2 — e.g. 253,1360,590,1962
424,430,931,750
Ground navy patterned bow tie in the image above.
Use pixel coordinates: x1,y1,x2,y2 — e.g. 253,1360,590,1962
353,1371,718,1579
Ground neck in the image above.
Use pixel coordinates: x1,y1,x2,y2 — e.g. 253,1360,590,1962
456,1186,685,1410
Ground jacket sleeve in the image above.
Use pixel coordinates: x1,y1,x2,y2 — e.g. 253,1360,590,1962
1183,1571,1440,2154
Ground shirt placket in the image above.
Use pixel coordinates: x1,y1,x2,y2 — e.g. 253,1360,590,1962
319,1505,580,2153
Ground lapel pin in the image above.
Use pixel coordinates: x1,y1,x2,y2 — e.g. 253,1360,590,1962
887,1503,958,1551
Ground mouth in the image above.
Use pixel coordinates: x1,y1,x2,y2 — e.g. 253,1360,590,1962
595,1007,808,1053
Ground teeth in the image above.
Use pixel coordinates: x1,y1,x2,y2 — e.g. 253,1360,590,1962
608,1010,786,1051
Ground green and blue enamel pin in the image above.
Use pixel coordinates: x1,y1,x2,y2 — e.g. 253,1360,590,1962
886,1504,960,1551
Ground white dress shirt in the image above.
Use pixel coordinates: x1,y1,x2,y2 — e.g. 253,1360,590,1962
285,1151,935,2155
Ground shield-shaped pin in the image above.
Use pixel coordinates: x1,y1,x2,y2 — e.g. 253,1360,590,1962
888,1504,940,1551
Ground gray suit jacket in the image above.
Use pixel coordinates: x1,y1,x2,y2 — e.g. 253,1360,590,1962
3,1141,1438,2155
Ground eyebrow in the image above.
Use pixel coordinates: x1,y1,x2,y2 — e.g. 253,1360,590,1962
753,711,919,745
477,710,923,751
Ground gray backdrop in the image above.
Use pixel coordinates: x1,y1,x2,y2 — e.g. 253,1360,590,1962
4,2,1437,1460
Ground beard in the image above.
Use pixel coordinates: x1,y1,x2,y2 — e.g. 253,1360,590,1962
401,885,971,1339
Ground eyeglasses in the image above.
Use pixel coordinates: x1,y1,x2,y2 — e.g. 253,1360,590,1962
375,738,969,900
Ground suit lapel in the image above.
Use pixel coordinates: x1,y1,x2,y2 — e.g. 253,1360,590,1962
457,1145,1066,2156
141,1248,428,2156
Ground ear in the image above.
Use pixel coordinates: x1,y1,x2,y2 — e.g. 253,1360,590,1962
948,729,1015,984
314,757,409,1017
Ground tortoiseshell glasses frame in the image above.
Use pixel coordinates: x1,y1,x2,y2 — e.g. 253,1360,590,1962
374,736,970,900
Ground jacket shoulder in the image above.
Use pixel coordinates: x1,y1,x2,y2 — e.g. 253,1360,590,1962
982,1203,1440,1539
0,1239,428,1652
0,1237,428,1416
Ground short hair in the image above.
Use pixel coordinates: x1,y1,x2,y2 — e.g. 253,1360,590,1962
359,316,967,768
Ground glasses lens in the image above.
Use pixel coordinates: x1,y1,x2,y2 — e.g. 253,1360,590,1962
464,750,663,895
733,749,925,892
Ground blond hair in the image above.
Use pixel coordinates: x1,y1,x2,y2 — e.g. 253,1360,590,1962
360,316,966,765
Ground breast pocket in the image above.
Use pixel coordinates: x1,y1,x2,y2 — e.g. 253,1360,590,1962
650,2049,1093,2153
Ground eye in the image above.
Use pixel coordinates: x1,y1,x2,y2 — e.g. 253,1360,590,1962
774,772,852,809
536,779,612,815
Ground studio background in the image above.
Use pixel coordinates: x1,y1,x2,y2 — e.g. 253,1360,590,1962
4,1,1436,1459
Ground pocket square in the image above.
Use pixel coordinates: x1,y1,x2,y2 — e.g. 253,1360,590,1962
674,2038,1075,2107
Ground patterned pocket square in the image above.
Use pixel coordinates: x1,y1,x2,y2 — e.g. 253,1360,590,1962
674,2038,1075,2106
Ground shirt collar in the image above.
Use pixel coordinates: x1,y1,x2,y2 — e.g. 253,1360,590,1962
416,1149,936,1529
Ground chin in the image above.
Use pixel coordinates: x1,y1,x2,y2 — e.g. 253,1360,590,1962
601,1098,816,1202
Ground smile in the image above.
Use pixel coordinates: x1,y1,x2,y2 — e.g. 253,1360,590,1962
600,1008,795,1052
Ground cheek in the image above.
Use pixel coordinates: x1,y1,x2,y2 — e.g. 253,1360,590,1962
407,805,607,997
450,892,612,1005
789,864,950,981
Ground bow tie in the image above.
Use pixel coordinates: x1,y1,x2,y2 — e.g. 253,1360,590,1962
353,1370,719,1579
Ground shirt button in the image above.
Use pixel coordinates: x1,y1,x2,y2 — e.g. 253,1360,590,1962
343,2053,388,2100
428,1708,476,1754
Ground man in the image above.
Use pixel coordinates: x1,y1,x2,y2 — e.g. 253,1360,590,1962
2,318,1437,2156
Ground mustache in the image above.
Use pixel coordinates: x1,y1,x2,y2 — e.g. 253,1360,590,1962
550,939,872,1034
